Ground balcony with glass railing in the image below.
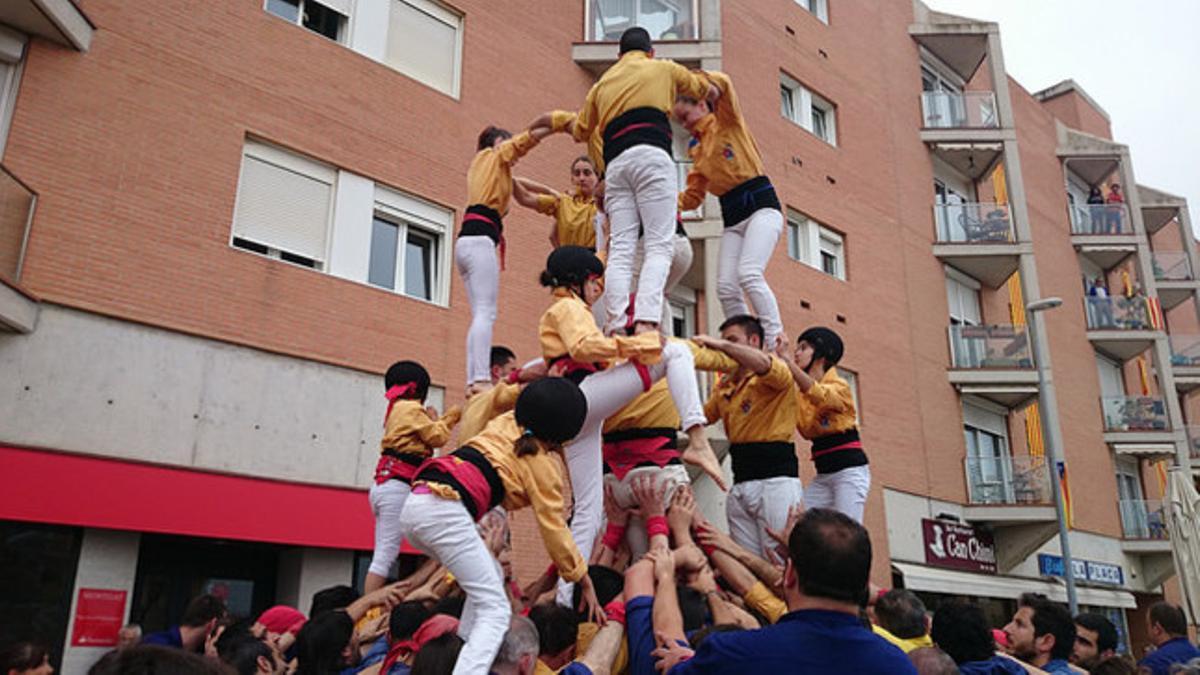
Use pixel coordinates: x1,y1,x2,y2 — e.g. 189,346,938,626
949,325,1032,369
1069,203,1132,235
1101,396,1169,433
1084,296,1152,331
1153,251,1193,281
1119,499,1169,540
586,0,698,41
934,202,1013,244
965,453,1051,505
921,91,998,129
1169,335,1200,368
0,165,36,286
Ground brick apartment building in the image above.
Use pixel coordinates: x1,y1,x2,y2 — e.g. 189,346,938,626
0,0,1195,670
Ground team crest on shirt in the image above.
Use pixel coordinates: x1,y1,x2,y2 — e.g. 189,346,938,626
722,143,735,160
741,400,752,414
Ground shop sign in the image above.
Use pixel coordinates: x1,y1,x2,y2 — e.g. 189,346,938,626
70,588,127,647
1037,554,1124,586
922,518,997,573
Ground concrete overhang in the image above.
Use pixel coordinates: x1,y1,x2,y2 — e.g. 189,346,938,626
1172,367,1200,394
908,9,996,81
572,41,720,76
1086,331,1160,362
1033,79,1111,123
0,277,38,333
1138,184,1186,235
1057,126,1126,185
923,141,1004,180
1072,240,1137,271
1104,437,1178,462
1,0,92,51
1121,539,1172,555
948,370,1039,409
1155,281,1199,311
932,241,1027,288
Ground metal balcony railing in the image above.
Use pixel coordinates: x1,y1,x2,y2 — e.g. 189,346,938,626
586,0,698,41
0,165,36,285
1069,203,1131,235
949,324,1033,369
1170,335,1200,368
965,453,1051,505
1101,396,1169,433
921,91,998,129
1118,499,1169,540
1187,426,1200,460
933,202,1013,244
1084,296,1152,331
1153,251,1193,281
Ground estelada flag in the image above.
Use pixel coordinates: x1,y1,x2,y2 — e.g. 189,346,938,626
1147,297,1165,330
1057,461,1074,529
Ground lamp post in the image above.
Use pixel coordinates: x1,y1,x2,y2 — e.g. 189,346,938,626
1025,296,1078,614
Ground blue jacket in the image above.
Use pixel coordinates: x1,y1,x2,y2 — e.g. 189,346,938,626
957,656,1028,675
669,609,916,674
1139,637,1200,675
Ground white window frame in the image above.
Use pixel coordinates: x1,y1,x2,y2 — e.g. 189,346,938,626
839,367,861,424
382,0,465,99
818,227,845,280
231,139,337,271
780,72,837,145
672,122,703,220
794,0,829,23
945,266,982,326
786,209,845,280
371,183,452,306
263,0,352,44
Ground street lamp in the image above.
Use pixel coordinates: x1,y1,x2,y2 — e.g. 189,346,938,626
1025,296,1078,614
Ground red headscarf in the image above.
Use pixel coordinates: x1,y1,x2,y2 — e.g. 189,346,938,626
379,614,460,673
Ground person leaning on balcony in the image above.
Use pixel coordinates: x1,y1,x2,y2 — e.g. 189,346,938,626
671,69,786,350
1089,277,1116,328
1087,186,1105,234
1105,183,1125,234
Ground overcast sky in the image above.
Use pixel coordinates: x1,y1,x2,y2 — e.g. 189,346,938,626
926,0,1200,235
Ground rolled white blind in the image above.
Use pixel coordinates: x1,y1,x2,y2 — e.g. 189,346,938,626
386,0,459,95
233,150,333,262
317,0,353,16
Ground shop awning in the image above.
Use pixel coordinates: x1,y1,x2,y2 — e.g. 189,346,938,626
893,562,1137,609
0,445,373,550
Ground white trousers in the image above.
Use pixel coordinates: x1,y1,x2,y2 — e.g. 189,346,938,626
716,208,784,347
632,234,693,336
456,235,499,386
368,480,412,577
605,463,690,560
804,465,871,523
555,340,706,606
726,476,805,561
603,145,678,331
400,492,511,675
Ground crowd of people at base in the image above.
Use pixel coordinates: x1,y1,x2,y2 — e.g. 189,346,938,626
4,503,1200,675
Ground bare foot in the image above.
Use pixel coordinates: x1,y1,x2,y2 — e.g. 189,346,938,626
681,429,727,492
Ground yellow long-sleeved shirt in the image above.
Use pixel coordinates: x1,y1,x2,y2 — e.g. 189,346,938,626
570,51,710,147
745,581,788,624
537,190,598,249
538,288,661,365
381,400,462,458
794,367,857,440
704,356,797,443
420,412,587,583
678,71,767,212
603,341,737,433
466,130,540,215
458,382,521,442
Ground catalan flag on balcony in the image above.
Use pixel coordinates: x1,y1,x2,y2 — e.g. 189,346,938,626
1147,296,1164,330
1122,269,1133,297
1155,460,1169,497
1058,461,1074,528
1137,357,1152,396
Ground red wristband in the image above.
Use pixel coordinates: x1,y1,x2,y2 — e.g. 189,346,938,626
604,599,626,625
602,522,627,549
545,563,558,578
699,542,717,556
646,515,669,538
506,368,522,385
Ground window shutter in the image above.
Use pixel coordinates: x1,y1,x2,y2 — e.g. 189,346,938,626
386,0,459,94
233,152,333,263
318,0,353,16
